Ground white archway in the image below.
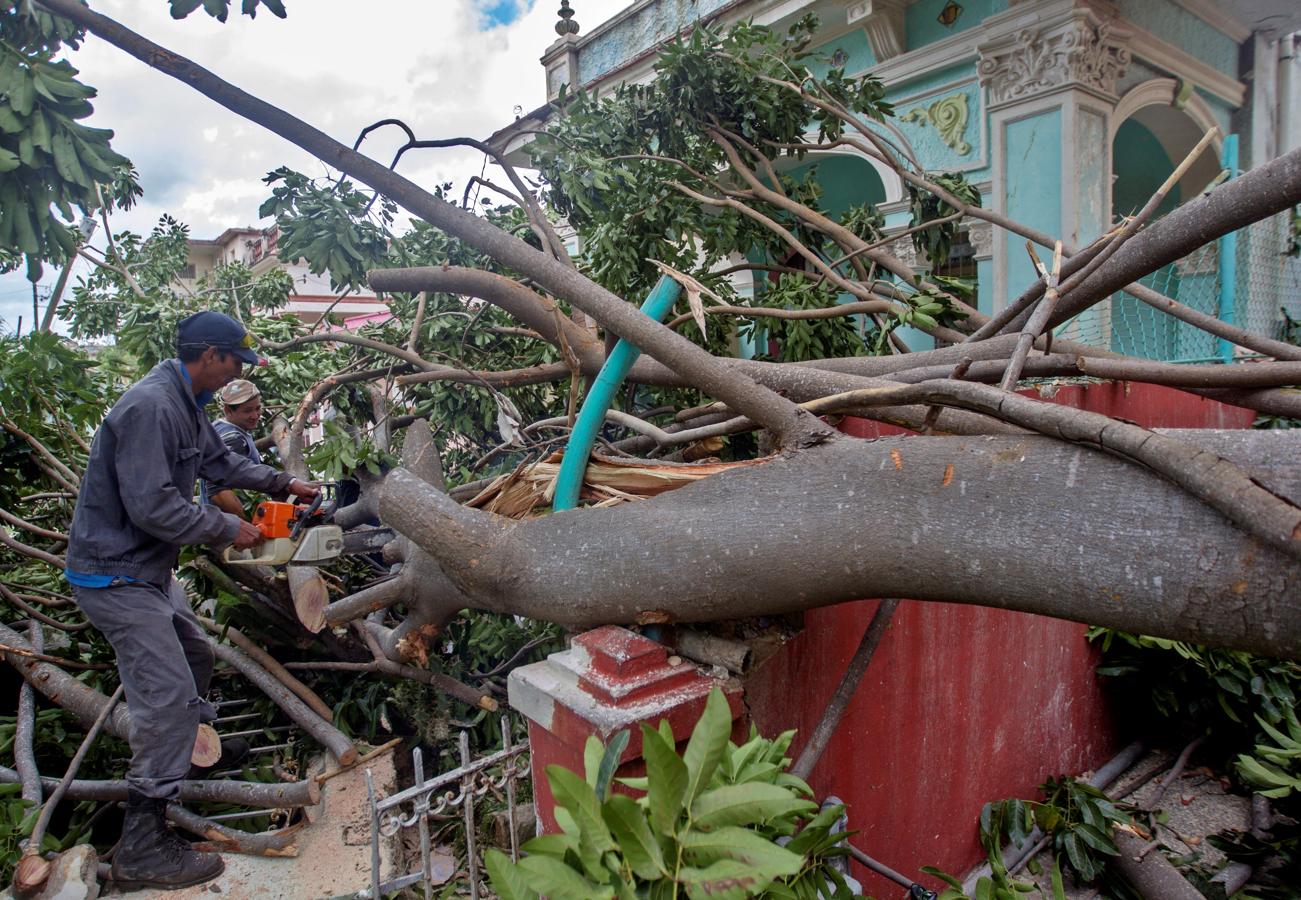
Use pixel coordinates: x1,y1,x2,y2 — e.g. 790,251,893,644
1112,78,1224,197
772,128,907,205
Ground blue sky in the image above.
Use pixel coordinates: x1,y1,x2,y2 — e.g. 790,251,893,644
1,0,629,333
479,0,526,27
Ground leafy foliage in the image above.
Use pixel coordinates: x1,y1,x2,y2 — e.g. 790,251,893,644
260,167,395,292
1235,708,1301,799
487,688,863,899
0,1,139,281
982,777,1127,888
1088,630,1301,743
1089,628,1301,896
167,0,287,21
530,16,894,353
906,172,981,269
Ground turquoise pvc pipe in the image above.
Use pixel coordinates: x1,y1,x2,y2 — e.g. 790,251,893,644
1216,134,1239,364
552,275,681,511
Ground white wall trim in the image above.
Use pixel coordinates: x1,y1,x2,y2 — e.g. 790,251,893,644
862,30,983,88
791,130,908,204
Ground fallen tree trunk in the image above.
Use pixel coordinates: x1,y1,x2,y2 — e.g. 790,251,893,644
0,765,320,809
380,430,1301,658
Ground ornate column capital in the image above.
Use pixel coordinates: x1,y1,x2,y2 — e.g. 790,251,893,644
977,7,1131,109
966,221,993,259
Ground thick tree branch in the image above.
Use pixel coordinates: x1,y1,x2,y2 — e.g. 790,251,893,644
380,430,1301,657
37,0,827,449
802,380,1301,559
367,266,602,366
1049,147,1301,325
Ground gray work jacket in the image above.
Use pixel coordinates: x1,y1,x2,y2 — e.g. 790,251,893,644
201,420,262,503
67,360,294,584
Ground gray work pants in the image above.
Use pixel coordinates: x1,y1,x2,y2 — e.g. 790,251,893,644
73,579,218,800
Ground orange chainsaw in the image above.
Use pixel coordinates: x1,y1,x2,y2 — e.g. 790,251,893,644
222,487,345,566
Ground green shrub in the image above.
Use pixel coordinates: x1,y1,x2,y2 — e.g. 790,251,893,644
486,688,863,899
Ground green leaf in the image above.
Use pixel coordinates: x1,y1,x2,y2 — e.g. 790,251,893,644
1074,823,1118,855
678,858,773,900
1062,834,1088,878
691,782,810,829
584,734,604,787
641,722,688,836
521,833,577,858
0,147,19,172
595,730,630,802
1050,856,1066,900
485,848,541,900
921,866,965,890
516,854,615,900
680,825,803,876
548,764,616,879
603,793,666,880
682,688,733,803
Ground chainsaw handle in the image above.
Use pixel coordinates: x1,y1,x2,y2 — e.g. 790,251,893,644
289,490,327,542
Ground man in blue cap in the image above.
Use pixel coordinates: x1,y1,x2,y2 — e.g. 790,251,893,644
66,310,319,891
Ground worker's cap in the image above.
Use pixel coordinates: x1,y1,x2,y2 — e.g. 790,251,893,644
176,311,266,366
218,379,261,406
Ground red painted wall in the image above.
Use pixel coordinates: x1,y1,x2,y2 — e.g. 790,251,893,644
744,382,1254,895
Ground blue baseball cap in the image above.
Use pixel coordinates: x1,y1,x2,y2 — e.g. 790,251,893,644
175,311,267,366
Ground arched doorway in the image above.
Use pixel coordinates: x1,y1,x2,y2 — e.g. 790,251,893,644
735,151,895,358
1109,81,1223,361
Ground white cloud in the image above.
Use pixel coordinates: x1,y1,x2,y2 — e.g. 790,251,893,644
2,0,632,330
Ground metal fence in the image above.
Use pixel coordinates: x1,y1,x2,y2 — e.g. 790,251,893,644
1065,140,1299,364
1089,208,1298,363
357,719,530,900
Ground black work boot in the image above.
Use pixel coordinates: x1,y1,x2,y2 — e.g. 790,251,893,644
187,736,251,780
111,790,224,891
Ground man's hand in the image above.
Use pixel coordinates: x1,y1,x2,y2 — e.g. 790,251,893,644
287,478,321,501
232,520,264,550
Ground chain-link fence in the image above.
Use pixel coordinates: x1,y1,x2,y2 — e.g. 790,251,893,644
1063,208,1298,363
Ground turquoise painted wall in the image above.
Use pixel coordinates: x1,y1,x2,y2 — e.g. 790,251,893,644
976,257,993,317
884,62,990,182
1115,0,1239,78
893,80,984,174
785,155,887,217
1112,119,1179,217
905,0,1008,52
1002,109,1063,305
807,28,875,79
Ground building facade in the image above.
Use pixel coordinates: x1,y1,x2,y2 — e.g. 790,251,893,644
183,225,388,326
497,0,1300,361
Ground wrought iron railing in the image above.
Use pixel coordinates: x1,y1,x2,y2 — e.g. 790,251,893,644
357,718,530,900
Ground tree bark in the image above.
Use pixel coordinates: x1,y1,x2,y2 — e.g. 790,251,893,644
0,766,319,809
380,430,1301,658
0,622,132,741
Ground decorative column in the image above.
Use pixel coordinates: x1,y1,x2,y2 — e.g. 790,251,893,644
542,1,582,102
978,0,1130,334
508,626,742,832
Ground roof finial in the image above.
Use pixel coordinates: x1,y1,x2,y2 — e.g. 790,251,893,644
555,0,579,36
